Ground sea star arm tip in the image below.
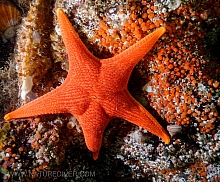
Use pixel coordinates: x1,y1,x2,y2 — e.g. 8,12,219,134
4,114,10,121
162,133,170,144
93,151,99,160
56,8,62,14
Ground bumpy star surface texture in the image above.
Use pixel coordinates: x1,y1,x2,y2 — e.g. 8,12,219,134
5,8,170,160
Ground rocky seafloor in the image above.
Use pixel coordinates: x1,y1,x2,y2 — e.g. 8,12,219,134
0,0,219,181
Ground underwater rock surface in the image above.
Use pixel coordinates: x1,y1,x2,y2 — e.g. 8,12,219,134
0,0,219,181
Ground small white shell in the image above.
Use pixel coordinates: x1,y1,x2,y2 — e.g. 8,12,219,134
21,75,33,101
72,0,86,7
32,31,41,44
167,124,182,137
67,116,81,132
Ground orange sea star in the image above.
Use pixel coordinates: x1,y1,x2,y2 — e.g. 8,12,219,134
4,8,170,160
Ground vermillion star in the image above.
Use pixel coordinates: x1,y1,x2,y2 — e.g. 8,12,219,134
5,8,170,160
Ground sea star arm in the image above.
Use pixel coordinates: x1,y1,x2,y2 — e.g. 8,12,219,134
100,27,166,90
103,91,170,144
4,89,67,120
56,8,101,79
77,101,111,160
4,84,90,121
